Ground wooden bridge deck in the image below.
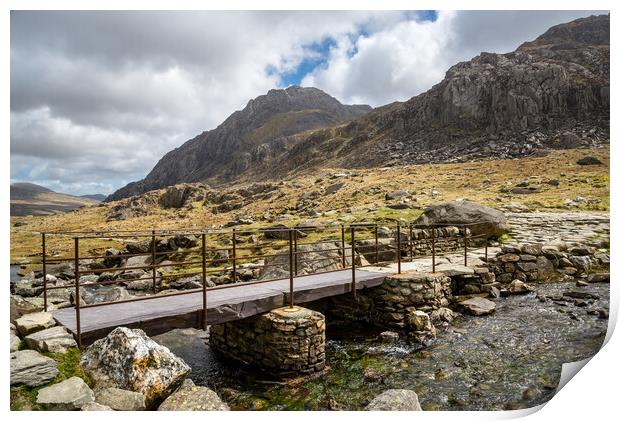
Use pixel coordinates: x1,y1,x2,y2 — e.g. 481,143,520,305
52,268,386,343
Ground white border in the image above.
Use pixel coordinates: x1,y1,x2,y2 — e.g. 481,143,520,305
3,1,617,420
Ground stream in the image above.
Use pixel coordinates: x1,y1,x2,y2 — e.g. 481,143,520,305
151,281,610,410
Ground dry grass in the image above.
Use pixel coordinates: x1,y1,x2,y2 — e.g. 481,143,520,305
10,146,609,264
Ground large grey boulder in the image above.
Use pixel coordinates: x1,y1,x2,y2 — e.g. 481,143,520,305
24,326,77,354
10,350,59,386
36,377,95,410
458,297,496,316
80,327,191,408
365,389,422,411
14,312,55,336
158,379,229,411
95,387,146,411
414,200,509,238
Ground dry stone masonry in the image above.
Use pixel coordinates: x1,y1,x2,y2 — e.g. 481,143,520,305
210,306,326,378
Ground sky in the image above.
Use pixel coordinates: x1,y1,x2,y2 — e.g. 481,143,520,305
10,10,606,196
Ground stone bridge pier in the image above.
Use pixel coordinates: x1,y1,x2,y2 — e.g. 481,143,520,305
209,306,326,378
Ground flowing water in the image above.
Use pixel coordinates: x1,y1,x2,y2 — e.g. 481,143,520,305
154,281,609,411
10,265,21,284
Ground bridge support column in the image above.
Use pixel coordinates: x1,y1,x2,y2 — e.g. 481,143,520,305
210,306,326,378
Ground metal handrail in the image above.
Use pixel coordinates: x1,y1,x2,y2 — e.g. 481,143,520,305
39,221,490,346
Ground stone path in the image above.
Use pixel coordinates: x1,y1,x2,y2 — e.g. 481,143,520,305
505,211,610,246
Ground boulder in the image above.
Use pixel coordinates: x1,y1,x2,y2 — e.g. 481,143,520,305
365,389,422,411
576,156,602,165
407,310,434,332
14,312,55,337
95,387,146,411
505,280,534,295
458,297,496,316
378,331,399,343
10,350,59,386
81,402,113,411
24,326,77,354
10,334,21,352
588,273,610,283
80,327,191,408
414,200,509,238
158,379,229,411
36,377,95,410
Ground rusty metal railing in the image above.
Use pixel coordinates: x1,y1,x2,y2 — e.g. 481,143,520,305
38,222,489,347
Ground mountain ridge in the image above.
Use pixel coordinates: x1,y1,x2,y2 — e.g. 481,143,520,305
108,14,609,202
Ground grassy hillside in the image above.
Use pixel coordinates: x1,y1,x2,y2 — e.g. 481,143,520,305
10,146,609,264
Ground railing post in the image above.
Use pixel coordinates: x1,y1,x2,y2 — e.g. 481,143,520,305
151,230,157,293
288,228,294,308
431,227,436,273
408,223,414,262
201,233,207,331
293,228,298,276
463,225,468,267
42,233,47,312
484,237,488,261
374,223,379,264
340,224,346,267
396,222,401,274
351,226,356,298
74,237,81,348
232,228,237,283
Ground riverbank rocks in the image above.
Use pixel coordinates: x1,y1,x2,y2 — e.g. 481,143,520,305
458,297,496,316
414,200,509,238
36,377,95,410
80,327,191,408
158,379,229,411
504,280,534,295
81,402,113,411
24,326,77,353
10,350,59,386
95,387,146,411
489,242,607,284
11,334,21,352
210,306,326,378
366,389,422,411
14,312,55,336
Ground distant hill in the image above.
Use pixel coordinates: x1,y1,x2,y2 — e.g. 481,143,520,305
10,182,99,216
80,194,106,202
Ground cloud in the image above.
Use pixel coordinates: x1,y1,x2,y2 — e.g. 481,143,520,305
10,10,605,195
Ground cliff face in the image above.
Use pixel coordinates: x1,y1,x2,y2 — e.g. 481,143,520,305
109,14,609,201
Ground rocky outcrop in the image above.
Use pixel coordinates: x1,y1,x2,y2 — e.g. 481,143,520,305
80,327,191,408
10,350,59,387
414,200,509,238
365,389,422,411
36,377,95,410
158,379,229,411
